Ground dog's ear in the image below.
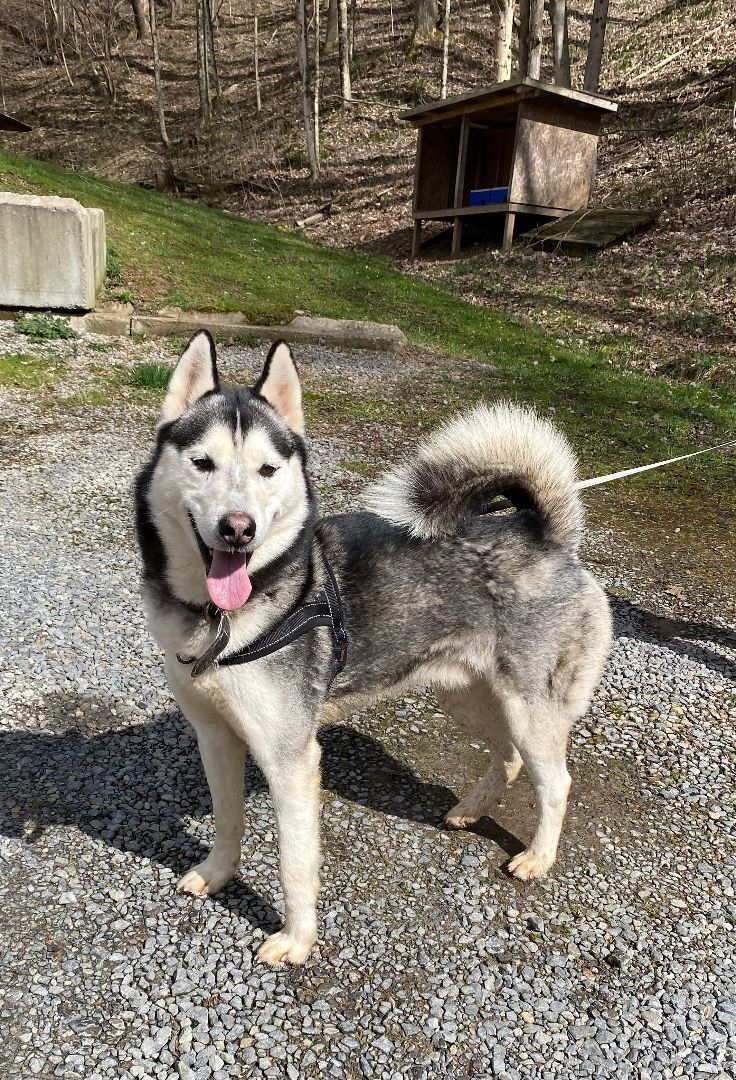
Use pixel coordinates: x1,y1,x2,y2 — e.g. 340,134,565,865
254,341,304,434
160,330,219,425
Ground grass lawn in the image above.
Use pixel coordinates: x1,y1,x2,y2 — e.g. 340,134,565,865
1,149,734,507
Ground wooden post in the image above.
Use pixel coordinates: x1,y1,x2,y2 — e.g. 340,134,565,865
451,217,463,257
451,115,469,258
412,220,422,259
502,211,515,252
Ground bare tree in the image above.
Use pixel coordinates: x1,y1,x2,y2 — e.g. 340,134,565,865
549,0,570,87
348,0,356,63
584,0,609,92
523,0,544,79
313,0,320,161
252,0,261,111
196,0,212,123
324,0,338,53
518,0,528,77
493,0,514,83
412,0,437,46
338,0,351,103
440,0,450,98
297,0,318,178
130,0,150,40
148,0,169,146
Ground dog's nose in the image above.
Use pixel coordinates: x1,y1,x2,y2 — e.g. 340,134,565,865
218,512,256,546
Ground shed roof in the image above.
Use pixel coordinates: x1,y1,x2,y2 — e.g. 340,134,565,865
0,111,31,132
400,77,618,124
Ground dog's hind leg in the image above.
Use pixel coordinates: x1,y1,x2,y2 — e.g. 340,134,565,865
436,682,522,829
254,736,322,967
176,715,246,897
503,694,572,881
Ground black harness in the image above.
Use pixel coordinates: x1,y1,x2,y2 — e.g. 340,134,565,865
176,554,348,680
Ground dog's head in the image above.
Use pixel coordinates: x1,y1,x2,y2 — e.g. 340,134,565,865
138,331,312,611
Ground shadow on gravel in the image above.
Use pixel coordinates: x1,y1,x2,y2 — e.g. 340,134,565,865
0,695,526,907
318,724,526,860
612,598,736,680
0,692,280,933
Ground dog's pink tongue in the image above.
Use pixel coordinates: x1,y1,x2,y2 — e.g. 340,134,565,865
207,550,252,611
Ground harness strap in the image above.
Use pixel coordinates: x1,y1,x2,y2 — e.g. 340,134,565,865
178,553,348,678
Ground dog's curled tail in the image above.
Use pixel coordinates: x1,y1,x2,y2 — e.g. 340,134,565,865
365,402,583,550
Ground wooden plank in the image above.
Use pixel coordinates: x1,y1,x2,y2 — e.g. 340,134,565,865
411,127,423,215
502,212,516,253
412,203,571,220
0,111,31,132
400,75,617,123
454,115,470,208
412,90,527,128
451,217,463,257
524,207,658,250
411,220,422,259
509,99,599,210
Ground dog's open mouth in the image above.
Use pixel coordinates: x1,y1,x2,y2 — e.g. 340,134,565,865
189,515,253,612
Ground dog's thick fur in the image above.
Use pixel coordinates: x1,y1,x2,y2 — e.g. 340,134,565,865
134,332,612,966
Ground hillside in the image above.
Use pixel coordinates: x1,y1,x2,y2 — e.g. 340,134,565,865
0,0,734,384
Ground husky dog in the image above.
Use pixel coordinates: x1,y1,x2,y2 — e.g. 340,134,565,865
134,331,612,966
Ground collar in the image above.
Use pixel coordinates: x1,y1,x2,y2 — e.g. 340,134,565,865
176,552,348,680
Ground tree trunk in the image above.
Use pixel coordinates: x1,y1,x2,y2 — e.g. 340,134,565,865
338,0,351,103
584,0,609,92
493,0,513,83
324,0,338,53
313,0,320,164
412,0,437,46
131,0,150,41
297,0,318,179
348,0,356,63
253,0,261,111
518,0,528,77
149,0,170,147
440,0,450,99
196,0,212,124
204,0,220,100
524,0,543,80
549,0,570,87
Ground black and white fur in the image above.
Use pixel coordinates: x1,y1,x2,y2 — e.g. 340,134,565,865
135,331,612,966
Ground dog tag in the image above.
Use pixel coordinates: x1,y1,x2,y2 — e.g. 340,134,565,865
177,610,231,678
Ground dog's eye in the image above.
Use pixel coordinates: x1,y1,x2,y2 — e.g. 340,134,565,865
191,456,215,473
259,464,278,478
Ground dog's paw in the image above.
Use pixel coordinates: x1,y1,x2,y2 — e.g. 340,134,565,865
176,858,234,897
257,930,316,967
445,809,478,830
507,848,554,881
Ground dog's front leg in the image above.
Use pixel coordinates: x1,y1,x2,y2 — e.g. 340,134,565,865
255,737,322,966
176,714,246,897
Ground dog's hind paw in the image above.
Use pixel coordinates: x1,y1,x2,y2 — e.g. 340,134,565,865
176,858,235,897
507,848,554,881
257,930,316,967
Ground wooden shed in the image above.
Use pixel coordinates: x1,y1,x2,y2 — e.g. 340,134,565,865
0,111,31,133
401,77,617,257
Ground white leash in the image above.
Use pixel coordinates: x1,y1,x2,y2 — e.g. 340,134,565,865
575,438,736,491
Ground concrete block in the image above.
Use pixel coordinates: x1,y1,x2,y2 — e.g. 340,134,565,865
284,315,407,352
0,192,106,311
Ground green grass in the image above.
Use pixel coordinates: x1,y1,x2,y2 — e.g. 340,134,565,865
1,149,735,501
0,352,64,388
131,361,172,389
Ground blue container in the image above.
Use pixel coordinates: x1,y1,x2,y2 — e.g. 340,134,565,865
469,186,509,206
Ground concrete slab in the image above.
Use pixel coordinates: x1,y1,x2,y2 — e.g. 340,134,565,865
0,192,106,310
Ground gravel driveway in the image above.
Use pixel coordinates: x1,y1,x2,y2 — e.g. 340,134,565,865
1,327,734,1080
